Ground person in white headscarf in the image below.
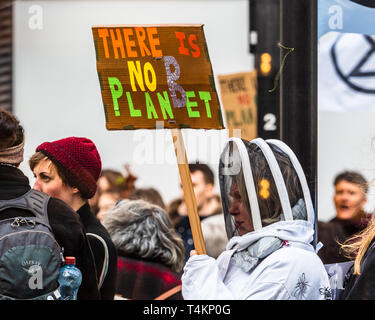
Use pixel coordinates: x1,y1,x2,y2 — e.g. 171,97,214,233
181,138,331,300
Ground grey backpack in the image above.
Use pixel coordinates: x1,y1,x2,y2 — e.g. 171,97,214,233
0,189,64,300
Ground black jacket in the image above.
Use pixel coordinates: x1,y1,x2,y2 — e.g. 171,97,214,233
341,239,375,300
77,203,117,300
0,164,100,300
175,215,206,264
318,214,371,264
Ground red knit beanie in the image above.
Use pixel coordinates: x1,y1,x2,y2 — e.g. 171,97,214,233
36,137,102,199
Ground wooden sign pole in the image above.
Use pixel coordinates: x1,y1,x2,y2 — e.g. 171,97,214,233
171,128,206,255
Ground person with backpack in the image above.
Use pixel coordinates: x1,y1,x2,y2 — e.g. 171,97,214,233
29,136,118,300
0,108,100,300
182,137,331,300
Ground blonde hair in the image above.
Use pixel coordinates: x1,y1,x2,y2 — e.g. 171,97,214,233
341,215,375,275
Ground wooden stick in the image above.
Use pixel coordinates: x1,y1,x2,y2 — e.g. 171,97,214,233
171,128,206,255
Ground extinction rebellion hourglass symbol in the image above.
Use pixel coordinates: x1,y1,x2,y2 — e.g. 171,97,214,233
331,34,375,94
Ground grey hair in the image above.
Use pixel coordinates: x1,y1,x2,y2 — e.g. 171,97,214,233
102,199,185,273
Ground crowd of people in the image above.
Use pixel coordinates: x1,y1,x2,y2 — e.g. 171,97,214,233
1,107,375,300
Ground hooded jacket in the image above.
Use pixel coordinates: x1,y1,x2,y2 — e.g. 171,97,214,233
182,220,331,300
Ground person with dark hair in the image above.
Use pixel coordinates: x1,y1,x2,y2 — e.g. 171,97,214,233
90,165,137,215
182,138,330,300
0,109,100,299
129,187,166,209
168,162,223,263
99,166,137,199
318,170,371,264
178,163,217,217
29,137,117,300
189,163,214,184
89,169,123,215
96,189,121,221
333,171,368,220
102,199,185,300
98,169,125,192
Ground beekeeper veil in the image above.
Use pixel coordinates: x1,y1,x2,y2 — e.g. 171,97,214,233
218,137,315,239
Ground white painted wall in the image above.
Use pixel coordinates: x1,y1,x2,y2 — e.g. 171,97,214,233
318,111,375,221
13,0,375,221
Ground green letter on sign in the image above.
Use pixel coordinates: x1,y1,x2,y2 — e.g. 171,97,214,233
125,92,142,117
157,91,174,120
145,92,158,119
199,91,212,118
186,91,200,118
108,77,123,116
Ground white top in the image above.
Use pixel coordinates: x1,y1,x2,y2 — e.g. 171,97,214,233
182,220,331,300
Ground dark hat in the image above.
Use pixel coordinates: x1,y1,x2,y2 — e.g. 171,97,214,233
36,137,102,199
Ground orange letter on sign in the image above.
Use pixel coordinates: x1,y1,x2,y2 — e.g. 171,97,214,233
175,32,189,56
123,28,138,58
135,27,151,57
109,28,126,59
98,29,110,59
188,34,200,58
147,27,163,57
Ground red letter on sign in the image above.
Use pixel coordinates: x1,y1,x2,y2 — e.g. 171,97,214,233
175,32,189,56
188,34,200,58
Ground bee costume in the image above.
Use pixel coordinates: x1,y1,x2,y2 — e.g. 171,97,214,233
182,138,331,300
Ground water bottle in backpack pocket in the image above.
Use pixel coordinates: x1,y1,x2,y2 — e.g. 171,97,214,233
58,256,82,300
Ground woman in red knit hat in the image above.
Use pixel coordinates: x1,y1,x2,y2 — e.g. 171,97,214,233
29,137,118,300
0,109,100,300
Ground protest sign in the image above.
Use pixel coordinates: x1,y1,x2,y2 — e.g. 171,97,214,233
92,24,224,254
218,71,257,140
92,24,224,130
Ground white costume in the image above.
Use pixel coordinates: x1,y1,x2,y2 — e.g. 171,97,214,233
182,220,330,299
181,138,331,300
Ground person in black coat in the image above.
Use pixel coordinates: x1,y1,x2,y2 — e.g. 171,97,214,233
340,219,375,299
0,108,100,299
332,174,375,300
318,170,371,264
29,136,117,300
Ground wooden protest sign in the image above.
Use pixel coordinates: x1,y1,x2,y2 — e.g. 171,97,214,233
92,24,224,130
92,24,224,254
218,71,257,140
